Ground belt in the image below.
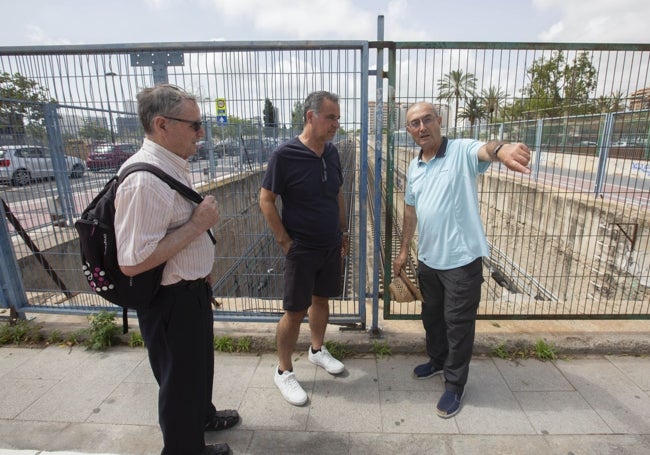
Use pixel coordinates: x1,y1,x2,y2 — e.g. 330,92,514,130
162,277,208,290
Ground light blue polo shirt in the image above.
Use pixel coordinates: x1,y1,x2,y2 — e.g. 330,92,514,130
404,138,491,270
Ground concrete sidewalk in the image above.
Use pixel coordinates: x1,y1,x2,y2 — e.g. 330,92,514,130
2,317,650,455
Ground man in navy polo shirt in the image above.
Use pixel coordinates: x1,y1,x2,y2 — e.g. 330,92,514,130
259,91,349,406
393,102,531,418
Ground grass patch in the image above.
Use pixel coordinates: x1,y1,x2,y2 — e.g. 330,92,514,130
128,331,145,348
490,339,558,361
370,340,391,359
0,319,44,346
532,339,557,361
324,340,353,360
236,336,252,353
491,342,509,359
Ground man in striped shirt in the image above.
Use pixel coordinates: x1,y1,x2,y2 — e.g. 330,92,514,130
115,84,237,455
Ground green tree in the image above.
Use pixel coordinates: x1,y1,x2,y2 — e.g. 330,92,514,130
481,86,508,124
263,98,277,128
562,52,598,115
79,122,110,142
594,91,626,113
291,100,304,132
519,51,598,118
437,69,478,131
0,72,54,143
457,97,487,136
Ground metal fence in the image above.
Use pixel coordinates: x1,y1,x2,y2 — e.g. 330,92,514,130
383,42,650,319
0,41,370,326
1,39,649,329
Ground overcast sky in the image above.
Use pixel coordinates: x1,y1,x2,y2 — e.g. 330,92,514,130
1,0,649,46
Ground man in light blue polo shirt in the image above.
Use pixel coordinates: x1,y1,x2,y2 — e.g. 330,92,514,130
393,102,531,418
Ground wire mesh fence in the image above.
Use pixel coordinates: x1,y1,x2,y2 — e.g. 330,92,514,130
1,40,649,323
385,43,650,319
1,42,368,324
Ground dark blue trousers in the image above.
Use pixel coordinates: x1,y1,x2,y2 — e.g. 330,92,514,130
137,279,216,455
417,258,483,393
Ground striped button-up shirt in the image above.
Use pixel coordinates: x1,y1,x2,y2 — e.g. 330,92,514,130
114,138,214,285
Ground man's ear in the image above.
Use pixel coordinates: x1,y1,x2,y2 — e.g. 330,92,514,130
153,115,166,132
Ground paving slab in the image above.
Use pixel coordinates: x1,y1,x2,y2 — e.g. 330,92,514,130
2,315,650,454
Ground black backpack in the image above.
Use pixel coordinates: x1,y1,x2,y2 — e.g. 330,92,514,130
74,163,216,329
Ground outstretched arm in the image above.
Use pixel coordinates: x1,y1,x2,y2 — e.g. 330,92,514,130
478,141,531,174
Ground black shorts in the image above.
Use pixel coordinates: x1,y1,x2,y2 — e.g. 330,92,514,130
283,242,342,312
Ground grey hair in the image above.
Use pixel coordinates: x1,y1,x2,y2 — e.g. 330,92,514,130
406,102,439,118
303,91,339,123
137,84,197,134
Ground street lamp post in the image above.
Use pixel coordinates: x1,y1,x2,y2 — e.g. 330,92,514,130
104,72,117,143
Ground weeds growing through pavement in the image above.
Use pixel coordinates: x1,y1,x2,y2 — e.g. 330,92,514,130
129,331,145,348
324,340,353,360
214,335,254,353
490,339,558,361
370,340,392,359
85,310,120,351
0,319,43,346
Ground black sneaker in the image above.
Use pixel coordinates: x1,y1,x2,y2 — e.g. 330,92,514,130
412,361,443,379
436,388,465,418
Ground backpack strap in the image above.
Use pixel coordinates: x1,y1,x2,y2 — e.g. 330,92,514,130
118,163,216,244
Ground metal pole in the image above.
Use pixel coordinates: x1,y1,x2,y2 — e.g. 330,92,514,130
371,15,385,335
104,72,117,143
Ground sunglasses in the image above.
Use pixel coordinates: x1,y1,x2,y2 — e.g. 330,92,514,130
161,115,203,132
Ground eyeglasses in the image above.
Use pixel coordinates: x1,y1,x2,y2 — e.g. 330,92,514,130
406,115,435,130
161,115,203,132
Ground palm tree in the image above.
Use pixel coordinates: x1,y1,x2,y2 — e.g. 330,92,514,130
594,91,626,113
480,86,508,124
437,70,478,131
457,97,487,137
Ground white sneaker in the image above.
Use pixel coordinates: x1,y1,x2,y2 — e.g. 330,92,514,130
274,367,308,406
308,345,345,374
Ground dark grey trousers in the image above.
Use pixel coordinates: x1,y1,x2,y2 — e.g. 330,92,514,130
417,258,483,393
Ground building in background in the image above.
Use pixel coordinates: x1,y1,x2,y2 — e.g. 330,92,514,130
629,87,650,111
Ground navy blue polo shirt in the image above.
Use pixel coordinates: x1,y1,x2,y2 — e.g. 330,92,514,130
262,137,343,249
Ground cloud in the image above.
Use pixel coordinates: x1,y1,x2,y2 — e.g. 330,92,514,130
534,0,650,42
25,25,73,46
208,0,377,39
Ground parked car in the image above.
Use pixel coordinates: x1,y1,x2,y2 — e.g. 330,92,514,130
240,138,271,164
86,142,138,171
0,145,86,186
214,139,241,157
190,140,218,161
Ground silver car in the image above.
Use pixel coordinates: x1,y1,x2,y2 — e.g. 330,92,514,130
0,145,86,186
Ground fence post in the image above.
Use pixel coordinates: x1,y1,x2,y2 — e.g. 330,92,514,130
533,118,544,180
43,102,76,225
0,201,29,318
594,112,615,196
